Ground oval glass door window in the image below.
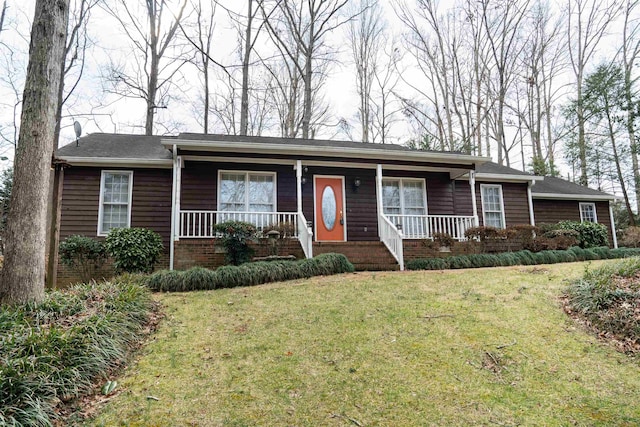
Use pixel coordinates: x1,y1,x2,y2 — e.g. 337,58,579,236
321,186,337,231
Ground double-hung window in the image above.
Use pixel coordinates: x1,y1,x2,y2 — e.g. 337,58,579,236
98,171,133,236
579,202,597,223
218,171,276,215
382,178,427,236
480,184,505,229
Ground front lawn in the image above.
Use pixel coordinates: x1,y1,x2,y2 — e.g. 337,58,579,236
90,261,640,426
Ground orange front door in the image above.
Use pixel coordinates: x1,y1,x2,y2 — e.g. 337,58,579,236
315,176,345,241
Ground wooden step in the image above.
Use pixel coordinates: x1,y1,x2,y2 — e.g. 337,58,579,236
313,241,400,271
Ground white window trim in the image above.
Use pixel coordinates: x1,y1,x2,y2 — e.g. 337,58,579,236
381,177,428,216
480,184,506,229
217,170,277,212
579,202,598,223
97,170,133,236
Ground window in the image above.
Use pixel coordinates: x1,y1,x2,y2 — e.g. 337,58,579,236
218,171,275,212
580,202,598,223
381,179,427,217
481,184,505,229
98,171,133,236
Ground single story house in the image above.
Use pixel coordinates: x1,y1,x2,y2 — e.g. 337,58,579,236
50,133,619,285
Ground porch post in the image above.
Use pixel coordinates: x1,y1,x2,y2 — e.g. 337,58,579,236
296,160,302,214
175,156,182,241
170,145,177,270
609,200,618,249
469,170,479,226
376,164,383,236
527,181,536,226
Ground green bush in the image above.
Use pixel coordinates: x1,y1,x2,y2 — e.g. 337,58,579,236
406,247,640,271
0,280,154,426
213,221,257,265
105,227,164,274
556,221,608,248
59,235,107,282
146,253,355,292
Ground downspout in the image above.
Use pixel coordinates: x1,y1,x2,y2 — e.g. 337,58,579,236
169,144,177,270
609,200,618,249
527,180,536,226
469,170,479,226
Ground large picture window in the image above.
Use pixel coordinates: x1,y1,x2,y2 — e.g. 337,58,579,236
481,184,505,229
218,171,275,212
579,202,597,223
382,179,427,217
98,170,133,236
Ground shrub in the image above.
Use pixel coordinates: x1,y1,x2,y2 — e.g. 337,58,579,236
0,280,154,426
432,232,455,248
59,235,107,282
213,221,257,265
620,226,640,248
105,228,164,274
465,226,502,241
406,258,449,270
556,220,608,248
145,253,354,292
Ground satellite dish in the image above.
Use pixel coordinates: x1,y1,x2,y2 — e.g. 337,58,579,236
74,121,82,146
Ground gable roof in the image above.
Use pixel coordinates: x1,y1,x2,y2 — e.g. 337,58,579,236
531,176,618,201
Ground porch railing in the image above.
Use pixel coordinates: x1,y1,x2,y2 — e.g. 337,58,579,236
384,214,476,241
297,212,313,259
179,210,298,238
379,214,404,271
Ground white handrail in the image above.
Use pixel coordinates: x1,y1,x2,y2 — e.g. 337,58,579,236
297,212,313,259
179,210,298,238
384,214,475,240
379,215,404,271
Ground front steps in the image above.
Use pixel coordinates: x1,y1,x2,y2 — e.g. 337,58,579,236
312,241,400,271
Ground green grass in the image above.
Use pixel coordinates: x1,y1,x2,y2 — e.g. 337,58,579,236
89,261,640,426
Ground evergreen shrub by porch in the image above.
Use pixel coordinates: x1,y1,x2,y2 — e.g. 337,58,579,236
0,280,154,426
105,227,164,273
213,221,257,265
406,247,640,271
554,220,608,248
145,253,355,292
59,235,107,282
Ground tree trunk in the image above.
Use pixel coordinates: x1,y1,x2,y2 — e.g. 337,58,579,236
240,0,253,136
1,0,70,305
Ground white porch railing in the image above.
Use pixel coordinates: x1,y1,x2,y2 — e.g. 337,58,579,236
380,215,404,271
179,210,298,238
297,212,313,259
384,214,476,241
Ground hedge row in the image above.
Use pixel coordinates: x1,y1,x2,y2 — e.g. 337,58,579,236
0,280,154,426
565,257,640,349
146,253,355,292
406,246,640,271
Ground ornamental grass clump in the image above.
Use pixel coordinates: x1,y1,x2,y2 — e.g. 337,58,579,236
0,280,154,426
145,253,355,292
565,257,640,352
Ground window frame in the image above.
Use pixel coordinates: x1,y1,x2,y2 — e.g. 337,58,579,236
381,177,428,216
480,184,506,229
97,170,134,236
217,170,277,212
579,202,598,223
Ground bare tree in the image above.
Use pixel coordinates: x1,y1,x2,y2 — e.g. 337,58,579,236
0,1,7,37
262,0,356,139
346,0,384,142
103,0,189,135
566,0,619,185
1,0,69,305
370,40,402,144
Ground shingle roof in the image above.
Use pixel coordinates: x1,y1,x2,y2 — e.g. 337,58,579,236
532,176,616,199
56,133,173,160
476,162,535,177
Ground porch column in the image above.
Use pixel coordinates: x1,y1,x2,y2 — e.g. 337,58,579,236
469,170,479,226
296,160,303,214
175,156,182,242
376,164,383,236
609,200,618,249
170,145,178,270
527,181,536,226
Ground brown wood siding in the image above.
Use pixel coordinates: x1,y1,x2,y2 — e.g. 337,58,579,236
60,167,172,247
534,199,613,245
454,181,531,226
